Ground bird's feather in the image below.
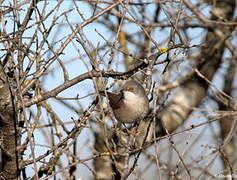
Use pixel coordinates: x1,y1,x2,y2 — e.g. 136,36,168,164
99,91,124,109
107,91,123,109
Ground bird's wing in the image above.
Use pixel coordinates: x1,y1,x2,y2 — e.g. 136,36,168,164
99,90,124,109
107,92,123,109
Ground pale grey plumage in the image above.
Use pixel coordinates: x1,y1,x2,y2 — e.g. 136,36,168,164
106,80,149,123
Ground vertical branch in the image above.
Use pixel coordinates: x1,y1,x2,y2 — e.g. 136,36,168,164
218,59,237,174
0,65,17,179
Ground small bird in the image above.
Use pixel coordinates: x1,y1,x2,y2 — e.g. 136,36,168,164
102,80,149,124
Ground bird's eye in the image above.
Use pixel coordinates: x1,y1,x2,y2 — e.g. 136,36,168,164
129,87,134,92
123,86,135,92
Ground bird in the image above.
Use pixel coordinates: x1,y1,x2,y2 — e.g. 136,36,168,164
101,80,149,124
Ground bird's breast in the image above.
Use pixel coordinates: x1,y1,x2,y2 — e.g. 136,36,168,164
113,91,148,123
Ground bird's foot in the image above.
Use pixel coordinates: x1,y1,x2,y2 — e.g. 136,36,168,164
126,129,139,136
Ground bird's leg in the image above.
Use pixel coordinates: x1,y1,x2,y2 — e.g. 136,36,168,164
125,122,140,136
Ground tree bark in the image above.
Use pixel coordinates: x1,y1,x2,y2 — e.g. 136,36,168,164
0,65,18,179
